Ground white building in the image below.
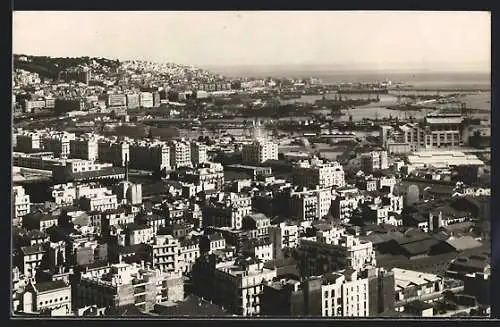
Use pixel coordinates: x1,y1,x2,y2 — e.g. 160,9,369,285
319,269,370,317
148,234,180,273
51,183,112,206
78,190,118,212
169,140,192,169
139,92,154,108
242,140,279,165
12,185,31,220
289,186,334,221
293,158,346,188
407,151,485,169
269,222,299,259
298,226,376,276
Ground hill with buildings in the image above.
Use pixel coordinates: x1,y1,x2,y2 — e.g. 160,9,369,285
13,54,121,80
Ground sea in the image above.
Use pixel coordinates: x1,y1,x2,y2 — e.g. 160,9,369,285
203,65,491,122
207,65,491,90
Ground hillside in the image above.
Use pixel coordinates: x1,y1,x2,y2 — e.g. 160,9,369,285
13,54,120,79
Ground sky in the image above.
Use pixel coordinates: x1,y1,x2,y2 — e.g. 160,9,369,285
13,11,491,72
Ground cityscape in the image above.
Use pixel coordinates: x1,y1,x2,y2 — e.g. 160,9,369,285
11,11,491,318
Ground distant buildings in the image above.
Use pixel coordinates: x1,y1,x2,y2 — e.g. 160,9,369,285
139,92,154,108
59,66,91,84
382,114,464,154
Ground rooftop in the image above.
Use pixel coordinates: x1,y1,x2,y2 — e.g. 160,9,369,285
33,280,69,293
392,268,441,289
445,236,482,252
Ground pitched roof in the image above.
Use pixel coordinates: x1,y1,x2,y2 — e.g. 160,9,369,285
245,213,269,222
33,280,68,293
20,245,45,255
400,238,439,256
446,236,482,251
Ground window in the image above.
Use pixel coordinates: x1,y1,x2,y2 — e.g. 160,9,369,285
324,291,328,298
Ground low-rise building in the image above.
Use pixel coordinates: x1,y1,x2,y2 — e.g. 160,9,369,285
18,280,72,316
392,268,444,312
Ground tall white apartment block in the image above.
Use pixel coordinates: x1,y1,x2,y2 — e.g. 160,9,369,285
319,269,369,317
169,140,192,169
242,140,279,165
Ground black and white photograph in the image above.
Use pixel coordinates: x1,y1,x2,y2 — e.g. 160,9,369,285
11,11,492,318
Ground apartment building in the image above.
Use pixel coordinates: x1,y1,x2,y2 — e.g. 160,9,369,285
126,93,140,109
241,239,274,262
202,193,252,229
190,142,207,165
293,158,345,189
12,185,31,220
51,182,111,206
16,132,42,153
98,140,130,167
360,151,389,174
331,190,364,222
52,160,121,183
192,255,277,316
177,239,201,273
298,226,376,277
42,132,75,159
129,141,170,172
107,94,127,107
139,92,154,108
147,234,180,273
76,262,184,312
78,190,118,212
392,268,444,312
269,222,299,259
70,136,99,161
289,186,334,221
261,269,374,317
169,140,192,169
242,140,279,165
